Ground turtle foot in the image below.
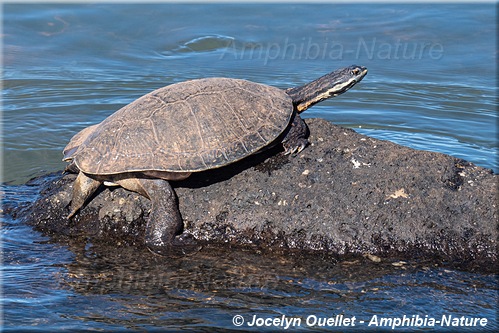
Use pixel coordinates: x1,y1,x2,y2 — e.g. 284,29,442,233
67,172,101,219
281,114,309,156
146,234,201,257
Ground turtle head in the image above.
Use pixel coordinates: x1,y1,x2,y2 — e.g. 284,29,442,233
286,65,367,113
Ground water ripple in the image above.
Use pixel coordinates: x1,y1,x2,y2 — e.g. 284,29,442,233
159,34,235,59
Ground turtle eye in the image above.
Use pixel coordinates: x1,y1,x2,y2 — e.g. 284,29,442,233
351,68,360,75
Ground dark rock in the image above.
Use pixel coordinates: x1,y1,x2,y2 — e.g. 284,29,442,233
15,119,498,272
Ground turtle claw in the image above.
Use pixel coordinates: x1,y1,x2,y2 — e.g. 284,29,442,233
283,138,308,156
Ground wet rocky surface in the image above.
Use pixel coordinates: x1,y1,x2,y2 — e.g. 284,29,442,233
8,119,497,272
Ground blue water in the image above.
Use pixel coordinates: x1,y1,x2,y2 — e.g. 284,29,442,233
2,3,497,332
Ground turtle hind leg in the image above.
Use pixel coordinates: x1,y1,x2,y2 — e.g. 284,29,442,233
282,114,309,155
67,172,101,218
116,177,199,256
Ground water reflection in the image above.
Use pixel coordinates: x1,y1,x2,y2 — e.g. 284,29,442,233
44,242,496,330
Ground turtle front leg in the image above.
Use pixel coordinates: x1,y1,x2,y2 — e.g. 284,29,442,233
116,177,196,256
282,114,309,155
68,172,101,218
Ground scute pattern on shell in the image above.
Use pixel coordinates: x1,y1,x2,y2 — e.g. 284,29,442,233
66,78,294,175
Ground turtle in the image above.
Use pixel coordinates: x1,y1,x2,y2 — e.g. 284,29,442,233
63,65,367,255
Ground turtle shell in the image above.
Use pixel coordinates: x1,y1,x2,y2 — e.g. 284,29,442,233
64,78,294,175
